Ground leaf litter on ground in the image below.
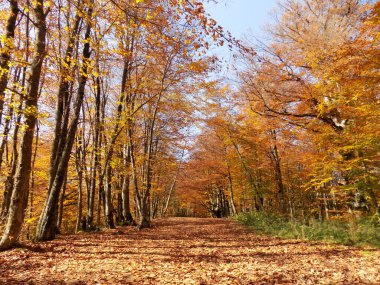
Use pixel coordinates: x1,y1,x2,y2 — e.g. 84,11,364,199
0,217,379,284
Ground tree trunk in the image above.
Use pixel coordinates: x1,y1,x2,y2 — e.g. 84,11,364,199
162,148,185,217
75,147,83,233
0,68,21,173
0,0,19,126
226,162,237,216
87,75,102,230
47,14,82,196
152,193,159,219
0,0,46,250
137,198,150,230
116,192,123,225
27,122,39,240
56,171,67,232
1,7,30,221
271,143,286,214
35,5,92,241
121,164,135,225
230,138,263,211
104,166,115,229
129,126,141,216
100,56,133,228
0,103,22,221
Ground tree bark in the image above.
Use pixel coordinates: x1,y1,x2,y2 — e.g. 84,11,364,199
270,143,285,214
1,7,30,221
87,76,101,230
47,11,82,197
56,171,68,232
104,166,115,229
0,68,21,173
121,145,135,225
75,142,83,232
0,105,22,221
0,0,46,250
162,147,185,216
0,0,19,126
230,137,263,211
100,57,131,229
35,4,92,241
226,164,237,215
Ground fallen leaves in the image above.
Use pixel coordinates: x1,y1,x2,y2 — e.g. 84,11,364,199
0,218,379,284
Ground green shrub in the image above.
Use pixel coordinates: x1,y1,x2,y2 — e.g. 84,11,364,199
236,212,380,248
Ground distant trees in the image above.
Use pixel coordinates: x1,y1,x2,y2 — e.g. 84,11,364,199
241,0,380,216
0,0,225,249
179,0,379,219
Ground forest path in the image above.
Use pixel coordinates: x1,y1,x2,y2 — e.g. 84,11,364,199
1,217,379,284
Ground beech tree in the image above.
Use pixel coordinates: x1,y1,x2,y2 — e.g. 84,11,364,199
35,0,94,241
0,0,47,250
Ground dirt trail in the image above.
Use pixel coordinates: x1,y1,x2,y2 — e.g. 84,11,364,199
1,218,379,284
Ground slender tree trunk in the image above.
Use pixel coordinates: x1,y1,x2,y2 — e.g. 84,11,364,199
47,8,83,198
163,180,176,217
138,125,154,229
35,4,92,241
227,165,237,215
362,162,380,215
0,105,22,220
0,0,46,250
0,68,21,172
104,166,115,229
129,126,141,216
163,148,185,216
152,193,159,219
56,171,67,232
96,179,103,228
75,144,83,232
230,138,263,211
122,145,135,225
0,76,21,220
271,143,285,213
26,122,39,240
1,6,30,221
0,0,19,126
137,91,163,229
87,75,101,230
100,57,132,229
323,194,330,221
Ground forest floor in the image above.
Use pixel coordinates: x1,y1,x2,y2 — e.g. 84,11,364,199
1,218,380,285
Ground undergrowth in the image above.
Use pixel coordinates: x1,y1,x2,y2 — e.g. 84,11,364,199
236,212,380,248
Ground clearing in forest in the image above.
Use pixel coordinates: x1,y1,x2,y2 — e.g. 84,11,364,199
1,218,379,284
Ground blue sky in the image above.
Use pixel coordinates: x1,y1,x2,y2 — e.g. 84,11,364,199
204,0,278,39
203,0,278,72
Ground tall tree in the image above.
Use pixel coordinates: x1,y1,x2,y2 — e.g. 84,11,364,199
35,0,94,241
0,0,47,250
0,0,19,126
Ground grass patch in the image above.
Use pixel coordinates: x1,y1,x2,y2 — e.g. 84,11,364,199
236,212,380,248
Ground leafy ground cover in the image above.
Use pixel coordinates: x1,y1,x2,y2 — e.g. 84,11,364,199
237,212,380,248
1,218,379,284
